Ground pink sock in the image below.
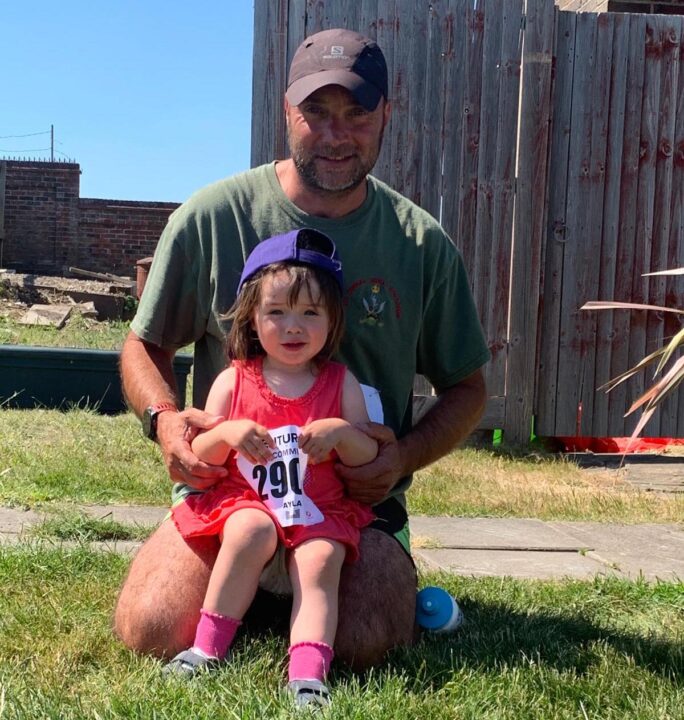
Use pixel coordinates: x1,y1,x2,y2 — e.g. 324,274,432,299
193,609,241,659
288,642,334,682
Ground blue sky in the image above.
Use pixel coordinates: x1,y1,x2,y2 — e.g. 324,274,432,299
1,2,254,202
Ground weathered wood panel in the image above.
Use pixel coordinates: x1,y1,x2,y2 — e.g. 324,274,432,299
539,11,684,437
647,17,680,435
668,24,684,437
555,12,599,435
594,12,629,437
507,0,555,443
607,14,646,435
537,9,577,434
252,0,683,440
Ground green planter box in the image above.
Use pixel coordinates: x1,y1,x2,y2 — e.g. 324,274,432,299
0,345,193,414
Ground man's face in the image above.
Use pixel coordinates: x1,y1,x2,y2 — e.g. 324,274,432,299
286,85,390,194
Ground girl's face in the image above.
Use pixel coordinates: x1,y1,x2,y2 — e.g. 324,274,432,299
252,270,330,371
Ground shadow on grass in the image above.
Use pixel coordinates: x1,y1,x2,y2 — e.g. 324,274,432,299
229,588,682,685
372,598,683,687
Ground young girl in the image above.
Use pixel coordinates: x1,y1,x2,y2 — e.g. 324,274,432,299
165,228,377,708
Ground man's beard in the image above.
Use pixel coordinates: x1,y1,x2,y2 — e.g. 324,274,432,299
288,131,383,195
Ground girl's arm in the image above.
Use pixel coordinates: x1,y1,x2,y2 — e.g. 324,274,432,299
298,369,378,467
191,367,275,466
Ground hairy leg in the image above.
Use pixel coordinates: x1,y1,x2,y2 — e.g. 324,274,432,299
113,519,219,657
289,539,346,647
335,528,418,671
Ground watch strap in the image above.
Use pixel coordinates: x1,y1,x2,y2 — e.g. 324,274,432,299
150,402,178,416
143,402,178,441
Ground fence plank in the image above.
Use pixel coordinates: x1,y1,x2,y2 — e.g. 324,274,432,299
593,12,629,436
668,22,684,437
555,12,598,435
373,1,399,185
628,16,662,437
605,14,646,436
647,17,680,436
472,0,504,321
418,1,447,223
488,0,524,403
536,9,576,436
456,1,485,283
395,2,427,205
440,0,469,248
506,0,554,443
581,14,613,435
251,0,290,166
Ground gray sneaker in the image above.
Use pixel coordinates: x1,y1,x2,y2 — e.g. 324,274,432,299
287,679,331,709
162,648,226,679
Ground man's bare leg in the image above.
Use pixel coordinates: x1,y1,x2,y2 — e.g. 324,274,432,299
113,520,219,657
335,528,418,671
114,523,417,668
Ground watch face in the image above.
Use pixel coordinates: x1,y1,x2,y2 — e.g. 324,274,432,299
142,408,155,439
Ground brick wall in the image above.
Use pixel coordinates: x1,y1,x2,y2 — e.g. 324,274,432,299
78,199,179,276
1,161,80,272
0,160,180,276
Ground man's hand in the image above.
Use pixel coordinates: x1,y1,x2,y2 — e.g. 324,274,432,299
156,407,228,489
335,422,403,505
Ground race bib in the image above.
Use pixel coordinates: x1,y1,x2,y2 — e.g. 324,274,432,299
236,424,324,527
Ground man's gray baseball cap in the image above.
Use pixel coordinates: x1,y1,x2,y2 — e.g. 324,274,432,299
286,28,388,111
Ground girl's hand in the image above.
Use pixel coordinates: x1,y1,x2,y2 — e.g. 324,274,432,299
298,418,349,464
221,420,276,465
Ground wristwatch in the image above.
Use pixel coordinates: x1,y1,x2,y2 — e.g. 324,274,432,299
142,402,177,441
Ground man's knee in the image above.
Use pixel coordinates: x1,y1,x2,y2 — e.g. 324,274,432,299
335,529,417,670
113,520,218,657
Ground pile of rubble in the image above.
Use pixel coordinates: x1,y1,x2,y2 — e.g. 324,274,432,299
0,268,136,326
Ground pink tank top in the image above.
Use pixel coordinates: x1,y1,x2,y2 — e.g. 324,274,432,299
229,358,346,430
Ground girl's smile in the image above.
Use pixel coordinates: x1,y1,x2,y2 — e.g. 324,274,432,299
252,270,330,372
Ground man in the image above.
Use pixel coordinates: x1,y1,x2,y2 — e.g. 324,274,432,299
114,28,489,671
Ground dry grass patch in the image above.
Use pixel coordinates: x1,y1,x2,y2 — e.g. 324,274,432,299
409,447,684,523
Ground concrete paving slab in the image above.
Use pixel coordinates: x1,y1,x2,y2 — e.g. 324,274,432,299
409,516,590,551
78,504,167,526
413,547,613,580
0,534,142,554
621,464,684,494
19,304,72,328
549,522,684,582
0,507,40,536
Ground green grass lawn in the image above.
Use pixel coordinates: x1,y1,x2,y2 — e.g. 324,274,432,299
0,547,681,719
1,408,683,524
1,314,683,718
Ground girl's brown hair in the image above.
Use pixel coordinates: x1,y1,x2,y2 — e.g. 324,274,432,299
225,262,345,365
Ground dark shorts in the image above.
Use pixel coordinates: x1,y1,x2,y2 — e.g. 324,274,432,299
369,496,412,557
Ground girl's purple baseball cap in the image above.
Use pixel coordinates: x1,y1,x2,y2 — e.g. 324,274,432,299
238,228,343,293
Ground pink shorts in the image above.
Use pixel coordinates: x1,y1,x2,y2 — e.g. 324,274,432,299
171,481,373,563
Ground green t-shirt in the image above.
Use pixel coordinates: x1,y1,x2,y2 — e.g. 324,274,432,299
132,162,490,498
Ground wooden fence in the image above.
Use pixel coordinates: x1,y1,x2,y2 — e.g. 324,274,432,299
251,0,683,442
539,10,684,437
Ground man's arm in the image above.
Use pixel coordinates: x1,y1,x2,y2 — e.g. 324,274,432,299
335,368,487,504
120,330,227,488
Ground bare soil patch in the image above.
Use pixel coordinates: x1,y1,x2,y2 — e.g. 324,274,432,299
0,273,134,321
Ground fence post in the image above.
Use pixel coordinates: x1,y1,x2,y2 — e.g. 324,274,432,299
505,0,555,444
